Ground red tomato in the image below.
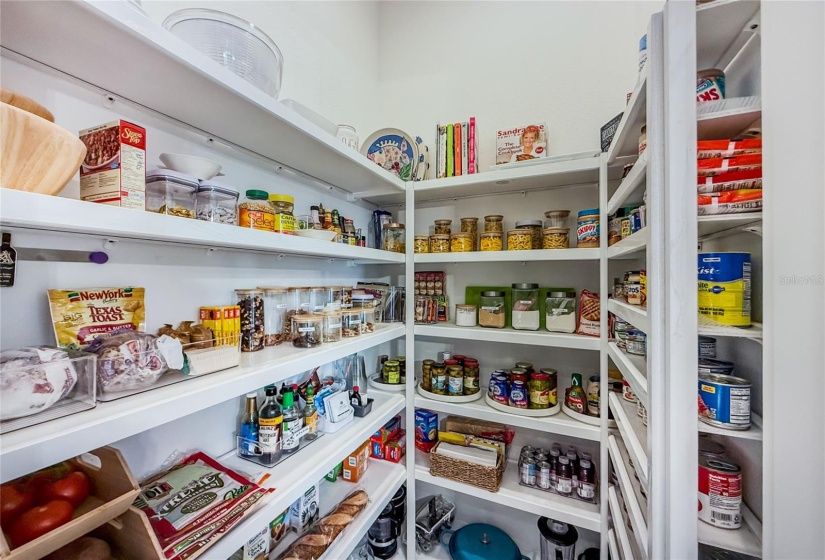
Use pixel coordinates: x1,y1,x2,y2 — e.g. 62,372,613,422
37,471,90,508
9,500,74,548
0,484,35,527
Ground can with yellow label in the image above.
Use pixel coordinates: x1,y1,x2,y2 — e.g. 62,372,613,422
698,252,751,327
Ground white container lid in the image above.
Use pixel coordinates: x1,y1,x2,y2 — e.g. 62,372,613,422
146,168,199,189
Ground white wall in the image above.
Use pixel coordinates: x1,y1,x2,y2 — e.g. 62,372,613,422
378,1,662,170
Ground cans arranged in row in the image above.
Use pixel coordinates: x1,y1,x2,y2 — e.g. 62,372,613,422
518,445,598,504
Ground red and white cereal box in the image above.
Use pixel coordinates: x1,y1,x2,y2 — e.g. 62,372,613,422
79,120,146,210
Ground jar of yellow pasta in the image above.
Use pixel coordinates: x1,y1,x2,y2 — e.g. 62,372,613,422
480,231,503,251
414,235,429,254
450,232,474,252
507,229,533,251
434,219,452,235
484,215,504,233
460,217,479,250
430,234,451,253
515,220,543,249
542,227,570,249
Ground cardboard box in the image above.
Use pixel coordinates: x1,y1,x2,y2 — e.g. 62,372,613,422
269,508,290,549
415,409,439,445
325,462,343,483
342,441,370,482
289,485,319,533
373,414,402,444
370,436,385,460
242,525,269,560
79,120,146,209
385,430,406,463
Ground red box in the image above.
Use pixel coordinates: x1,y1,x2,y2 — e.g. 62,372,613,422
372,414,402,445
79,120,146,210
384,430,406,463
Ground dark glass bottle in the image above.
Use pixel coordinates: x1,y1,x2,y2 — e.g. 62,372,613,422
258,386,282,463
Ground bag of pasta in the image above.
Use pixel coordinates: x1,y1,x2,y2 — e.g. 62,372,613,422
47,287,146,349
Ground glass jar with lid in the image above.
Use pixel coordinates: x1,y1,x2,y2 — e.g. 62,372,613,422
429,234,450,253
484,215,504,233
239,189,275,231
382,223,406,253
414,235,429,254
514,220,543,249
450,233,474,252
360,307,376,334
351,293,376,311
382,360,401,384
310,287,330,313
434,219,452,235
341,309,362,337
480,232,503,251
544,210,571,229
430,362,447,394
455,304,477,327
478,291,506,329
321,310,342,343
511,283,540,331
291,314,323,348
268,193,295,234
235,289,265,352
460,217,479,250
326,286,344,308
341,286,353,308
507,229,533,251
542,228,570,249
545,290,577,333
146,169,198,218
261,287,288,346
196,180,239,224
288,287,312,316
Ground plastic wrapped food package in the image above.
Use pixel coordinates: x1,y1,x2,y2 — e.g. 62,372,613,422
0,347,79,420
93,332,171,393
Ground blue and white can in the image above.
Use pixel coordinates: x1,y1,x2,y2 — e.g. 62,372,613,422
698,373,751,430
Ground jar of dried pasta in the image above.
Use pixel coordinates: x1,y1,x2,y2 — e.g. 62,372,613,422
414,235,429,254
460,217,478,250
484,215,504,233
450,232,474,252
515,219,543,249
507,229,533,251
480,232,503,251
434,219,452,235
382,223,406,253
542,227,570,249
430,234,450,253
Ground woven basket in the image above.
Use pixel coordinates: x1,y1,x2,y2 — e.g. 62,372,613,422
429,439,505,492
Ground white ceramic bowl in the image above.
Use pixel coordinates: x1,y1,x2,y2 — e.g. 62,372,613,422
294,229,337,242
159,153,222,180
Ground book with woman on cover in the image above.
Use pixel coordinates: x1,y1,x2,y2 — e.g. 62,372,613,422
496,123,547,165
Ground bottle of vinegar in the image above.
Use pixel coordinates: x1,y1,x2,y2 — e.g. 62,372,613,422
258,386,283,463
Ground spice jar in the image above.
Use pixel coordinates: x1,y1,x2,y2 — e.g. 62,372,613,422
434,219,452,235
239,189,275,231
544,210,571,229
414,235,429,254
415,294,438,324
430,362,447,394
383,360,401,384
429,234,451,253
507,229,533,251
484,215,503,233
480,232,503,251
460,217,478,250
511,283,540,331
341,309,362,337
455,304,477,327
421,359,435,391
545,290,577,333
146,169,198,218
261,287,288,346
463,359,480,395
528,372,551,409
382,223,406,253
450,233,474,252
447,365,464,396
478,290,506,328
321,310,342,343
291,314,323,348
514,220,543,249
577,209,600,248
267,193,295,234
235,289,265,352
196,180,238,224
542,228,570,249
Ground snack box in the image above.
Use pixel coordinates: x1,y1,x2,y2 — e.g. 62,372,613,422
242,525,269,560
78,120,146,210
289,485,319,533
697,153,762,177
385,430,406,463
696,138,762,159
370,436,386,460
373,414,402,444
324,462,343,483
269,508,290,549
343,441,370,482
415,409,439,445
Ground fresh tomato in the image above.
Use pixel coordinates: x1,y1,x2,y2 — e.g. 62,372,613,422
9,500,74,548
0,484,35,527
37,471,90,508
23,462,75,491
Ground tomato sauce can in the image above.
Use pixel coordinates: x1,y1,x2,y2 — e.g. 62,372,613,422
698,372,751,430
698,456,742,529
698,252,751,327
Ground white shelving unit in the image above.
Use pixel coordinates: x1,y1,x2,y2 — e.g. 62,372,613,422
606,154,647,215
607,300,649,333
606,227,648,259
415,248,598,264
608,393,649,491
415,323,600,350
607,486,637,560
608,435,648,558
607,342,648,408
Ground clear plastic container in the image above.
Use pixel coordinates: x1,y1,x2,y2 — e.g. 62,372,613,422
235,289,265,351
269,193,295,234
341,309,362,337
545,290,577,333
480,232,503,251
291,314,323,348
239,189,275,231
261,287,288,346
321,311,342,342
429,234,451,253
544,210,571,229
146,169,198,218
515,220,543,249
382,223,406,253
196,180,239,224
478,291,506,328
484,215,503,233
434,219,452,235
511,283,540,331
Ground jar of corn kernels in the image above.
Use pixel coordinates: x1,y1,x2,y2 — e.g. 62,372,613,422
430,234,451,253
451,233,474,252
480,232,503,251
507,229,533,251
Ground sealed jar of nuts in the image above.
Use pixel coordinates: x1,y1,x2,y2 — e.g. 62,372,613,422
235,289,265,352
484,215,504,233
291,314,323,348
515,220,543,249
542,227,570,249
239,190,275,231
414,235,429,254
434,219,452,235
430,234,451,253
450,233,474,252
146,169,198,218
507,229,533,251
321,310,342,342
341,309,362,337
382,223,406,253
480,232,503,251
262,287,288,346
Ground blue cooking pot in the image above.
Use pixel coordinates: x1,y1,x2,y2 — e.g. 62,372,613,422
440,523,530,560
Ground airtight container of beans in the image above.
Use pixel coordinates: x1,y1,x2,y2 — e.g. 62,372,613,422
514,220,543,249
484,215,504,233
414,235,429,253
542,227,570,249
450,233,474,252
430,234,451,253
507,229,533,251
480,232,503,251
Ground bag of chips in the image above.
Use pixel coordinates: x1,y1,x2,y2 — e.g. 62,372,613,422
47,287,146,349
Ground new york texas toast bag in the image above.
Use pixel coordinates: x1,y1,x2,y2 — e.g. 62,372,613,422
47,287,146,349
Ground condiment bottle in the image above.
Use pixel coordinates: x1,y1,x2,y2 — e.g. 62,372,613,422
281,388,302,455
567,450,580,488
303,385,319,441
0,232,16,287
557,456,573,496
578,459,596,500
567,373,587,414
240,393,259,457
258,386,283,463
350,386,363,407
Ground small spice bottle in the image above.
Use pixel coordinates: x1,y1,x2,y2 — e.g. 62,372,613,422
238,190,275,232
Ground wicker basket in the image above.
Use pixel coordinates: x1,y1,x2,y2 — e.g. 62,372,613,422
429,439,506,492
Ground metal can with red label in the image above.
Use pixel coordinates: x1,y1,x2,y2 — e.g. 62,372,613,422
698,456,742,529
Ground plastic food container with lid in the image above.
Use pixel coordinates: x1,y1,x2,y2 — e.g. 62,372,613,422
512,283,540,331
514,220,543,249
268,193,295,234
544,210,571,229
545,290,577,333
146,168,198,218
239,189,275,231
478,291,506,328
196,180,239,224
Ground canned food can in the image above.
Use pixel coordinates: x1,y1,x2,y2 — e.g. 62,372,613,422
535,448,550,457
698,437,727,459
698,358,735,376
698,336,717,358
534,453,548,463
626,331,647,355
622,379,636,402
521,458,537,485
698,373,751,430
510,380,528,408
522,445,536,455
698,456,741,529
698,252,751,327
537,461,552,489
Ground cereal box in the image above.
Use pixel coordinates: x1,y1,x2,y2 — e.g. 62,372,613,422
79,120,146,209
496,124,547,165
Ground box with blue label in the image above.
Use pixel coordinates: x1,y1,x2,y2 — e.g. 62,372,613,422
415,409,439,447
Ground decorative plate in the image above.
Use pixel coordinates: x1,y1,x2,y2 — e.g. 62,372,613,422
484,393,560,417
416,382,483,403
361,128,420,181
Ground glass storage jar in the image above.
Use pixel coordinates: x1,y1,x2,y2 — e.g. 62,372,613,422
341,286,353,308
515,220,543,249
511,283,540,331
310,287,330,313
545,290,577,333
382,360,401,384
463,359,480,395
414,235,429,254
261,287,288,346
478,291,506,328
268,193,295,234
544,210,571,229
421,359,435,391
146,169,198,218
455,304,477,327
360,307,376,334
542,227,570,249
434,219,452,235
196,180,239,224
415,294,438,324
235,289,265,352
460,217,478,250
484,215,504,233
507,229,533,251
382,223,406,253
450,233,474,252
429,234,451,253
430,362,447,394
341,309,362,337
239,189,275,231
480,232,503,251
326,286,344,308
291,314,323,348
321,310,342,343
288,287,312,315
